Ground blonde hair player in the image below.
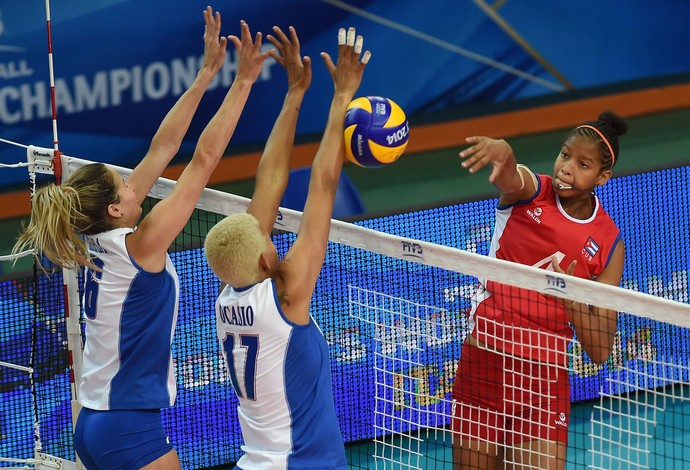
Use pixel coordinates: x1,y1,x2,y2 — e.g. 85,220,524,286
204,26,370,469
452,111,628,469
13,7,271,469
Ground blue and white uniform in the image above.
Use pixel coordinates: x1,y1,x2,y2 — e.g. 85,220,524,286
80,227,179,410
216,278,347,470
73,227,179,469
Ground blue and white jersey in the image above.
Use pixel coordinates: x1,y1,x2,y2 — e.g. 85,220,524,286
216,278,347,470
79,227,179,410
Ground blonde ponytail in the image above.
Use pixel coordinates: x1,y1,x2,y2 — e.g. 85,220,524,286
12,163,119,271
12,184,91,270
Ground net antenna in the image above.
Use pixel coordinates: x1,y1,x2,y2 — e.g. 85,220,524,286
41,1,82,469
0,1,80,468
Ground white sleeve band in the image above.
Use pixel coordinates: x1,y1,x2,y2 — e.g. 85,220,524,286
515,167,526,191
503,165,527,194
346,28,355,46
517,163,538,189
354,36,363,54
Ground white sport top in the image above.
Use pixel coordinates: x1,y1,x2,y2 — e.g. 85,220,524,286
79,227,179,410
216,278,347,469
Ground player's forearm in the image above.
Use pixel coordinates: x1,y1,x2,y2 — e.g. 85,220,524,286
310,94,350,183
496,166,526,196
194,79,254,168
148,67,218,161
256,90,305,181
569,301,617,364
491,150,522,194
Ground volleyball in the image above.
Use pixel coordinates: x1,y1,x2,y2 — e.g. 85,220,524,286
344,96,410,168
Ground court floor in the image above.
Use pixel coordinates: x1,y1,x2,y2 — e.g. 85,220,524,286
347,385,689,469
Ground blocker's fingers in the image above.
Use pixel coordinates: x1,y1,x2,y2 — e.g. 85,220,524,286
361,50,371,64
271,25,290,44
338,28,346,45
346,27,355,46
354,35,363,54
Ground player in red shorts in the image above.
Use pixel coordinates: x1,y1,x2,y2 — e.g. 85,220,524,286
452,111,628,469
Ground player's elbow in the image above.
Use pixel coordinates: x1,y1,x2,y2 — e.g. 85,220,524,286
191,147,219,171
310,167,340,195
149,135,180,159
590,353,610,366
320,175,340,198
256,171,289,196
587,344,613,365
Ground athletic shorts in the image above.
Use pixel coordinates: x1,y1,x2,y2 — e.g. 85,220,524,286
451,341,570,446
74,408,173,470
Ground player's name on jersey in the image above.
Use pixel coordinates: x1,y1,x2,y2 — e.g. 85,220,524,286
87,239,108,254
218,305,255,327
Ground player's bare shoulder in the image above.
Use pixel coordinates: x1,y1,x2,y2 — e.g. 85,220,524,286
274,261,310,325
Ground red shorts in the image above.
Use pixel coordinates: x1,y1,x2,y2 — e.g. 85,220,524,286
451,341,570,446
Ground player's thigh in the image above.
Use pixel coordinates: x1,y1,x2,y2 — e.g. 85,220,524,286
452,438,502,470
508,440,566,470
140,449,181,470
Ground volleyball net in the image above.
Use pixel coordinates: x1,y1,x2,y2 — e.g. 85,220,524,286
1,153,689,469
0,160,77,469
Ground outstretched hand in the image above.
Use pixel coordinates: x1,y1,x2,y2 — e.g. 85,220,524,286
320,27,370,99
228,21,273,84
267,25,312,94
459,136,514,184
201,6,228,74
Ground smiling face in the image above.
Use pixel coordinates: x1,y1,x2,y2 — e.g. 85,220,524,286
107,167,142,227
553,136,612,195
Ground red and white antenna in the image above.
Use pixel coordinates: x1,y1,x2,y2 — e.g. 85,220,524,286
44,0,63,182
43,4,83,469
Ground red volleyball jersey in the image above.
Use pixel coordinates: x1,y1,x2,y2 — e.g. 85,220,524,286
470,174,621,365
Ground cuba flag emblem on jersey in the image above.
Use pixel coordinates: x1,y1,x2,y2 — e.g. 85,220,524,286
584,237,600,257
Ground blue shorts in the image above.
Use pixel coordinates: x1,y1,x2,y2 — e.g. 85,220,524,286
74,408,173,470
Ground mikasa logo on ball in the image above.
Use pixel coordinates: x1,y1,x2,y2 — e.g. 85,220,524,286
375,102,388,116
356,134,365,156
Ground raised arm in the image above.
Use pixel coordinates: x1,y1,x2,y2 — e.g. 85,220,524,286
278,27,370,321
126,7,228,203
247,25,312,234
459,136,537,204
128,20,272,272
